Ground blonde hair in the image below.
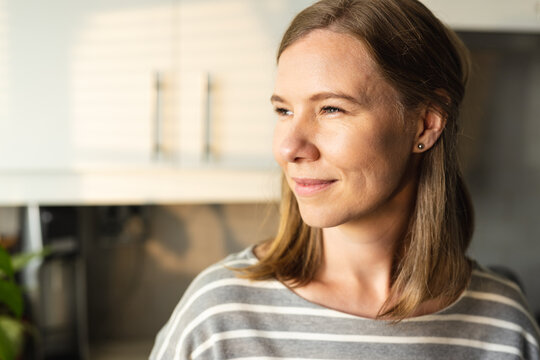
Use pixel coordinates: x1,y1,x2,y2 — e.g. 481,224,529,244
239,0,474,320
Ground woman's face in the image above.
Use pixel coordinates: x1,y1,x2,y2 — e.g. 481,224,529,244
272,29,419,229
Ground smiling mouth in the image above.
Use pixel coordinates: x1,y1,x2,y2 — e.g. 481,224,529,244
292,177,337,196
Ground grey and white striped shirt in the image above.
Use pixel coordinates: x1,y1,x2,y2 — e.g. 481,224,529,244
150,247,540,360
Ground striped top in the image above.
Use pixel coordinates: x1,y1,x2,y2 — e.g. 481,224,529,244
150,247,540,360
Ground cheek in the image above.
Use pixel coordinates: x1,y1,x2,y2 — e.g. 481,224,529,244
319,124,378,171
365,126,415,184
327,121,411,176
376,128,407,157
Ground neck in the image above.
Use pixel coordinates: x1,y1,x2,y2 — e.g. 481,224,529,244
315,174,417,306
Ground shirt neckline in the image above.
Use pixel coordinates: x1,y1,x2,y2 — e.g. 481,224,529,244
244,244,471,322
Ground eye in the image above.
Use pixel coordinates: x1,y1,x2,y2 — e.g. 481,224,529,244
321,106,344,114
274,107,293,117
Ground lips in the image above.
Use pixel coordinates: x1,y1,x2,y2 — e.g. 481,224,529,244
291,177,337,196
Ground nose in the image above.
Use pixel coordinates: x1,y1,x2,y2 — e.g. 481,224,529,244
275,113,320,163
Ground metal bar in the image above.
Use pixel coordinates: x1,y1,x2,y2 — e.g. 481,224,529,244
153,71,163,161
203,72,213,162
21,204,44,357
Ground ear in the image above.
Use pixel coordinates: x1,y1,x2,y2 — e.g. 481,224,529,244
412,104,446,153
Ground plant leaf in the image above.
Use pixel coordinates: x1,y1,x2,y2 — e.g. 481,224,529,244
11,247,50,273
0,246,14,280
0,280,23,318
0,316,24,360
0,323,16,360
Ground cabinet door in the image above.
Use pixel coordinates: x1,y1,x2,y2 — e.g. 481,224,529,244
176,0,315,168
420,0,540,32
0,0,176,170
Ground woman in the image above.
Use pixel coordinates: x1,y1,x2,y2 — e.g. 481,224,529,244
150,0,540,358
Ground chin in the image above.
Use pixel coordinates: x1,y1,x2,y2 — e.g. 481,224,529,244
297,205,348,229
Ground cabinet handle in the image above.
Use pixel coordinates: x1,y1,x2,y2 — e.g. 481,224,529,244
203,72,213,162
153,71,164,161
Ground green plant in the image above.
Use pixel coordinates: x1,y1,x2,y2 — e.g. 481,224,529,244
0,246,46,360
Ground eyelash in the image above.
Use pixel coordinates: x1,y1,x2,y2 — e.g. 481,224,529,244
274,107,292,116
273,105,345,117
320,106,344,114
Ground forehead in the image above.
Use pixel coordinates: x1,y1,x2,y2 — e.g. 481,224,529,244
275,29,385,98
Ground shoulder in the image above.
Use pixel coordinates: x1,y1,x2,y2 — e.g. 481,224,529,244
174,246,277,309
456,262,540,358
467,262,533,312
187,246,259,288
149,246,284,360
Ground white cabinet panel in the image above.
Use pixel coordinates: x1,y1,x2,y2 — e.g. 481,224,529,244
421,0,540,32
0,0,177,170
68,3,177,166
0,1,79,169
176,0,315,167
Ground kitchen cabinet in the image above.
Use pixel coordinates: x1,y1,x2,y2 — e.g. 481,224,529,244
0,0,318,171
0,0,318,204
420,0,540,32
174,0,315,167
0,0,178,170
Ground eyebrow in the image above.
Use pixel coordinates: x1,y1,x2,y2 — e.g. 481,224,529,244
270,91,366,105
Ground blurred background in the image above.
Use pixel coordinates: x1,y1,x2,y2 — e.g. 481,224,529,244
0,0,539,359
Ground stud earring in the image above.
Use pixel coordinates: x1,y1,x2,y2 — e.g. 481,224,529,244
417,143,425,150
